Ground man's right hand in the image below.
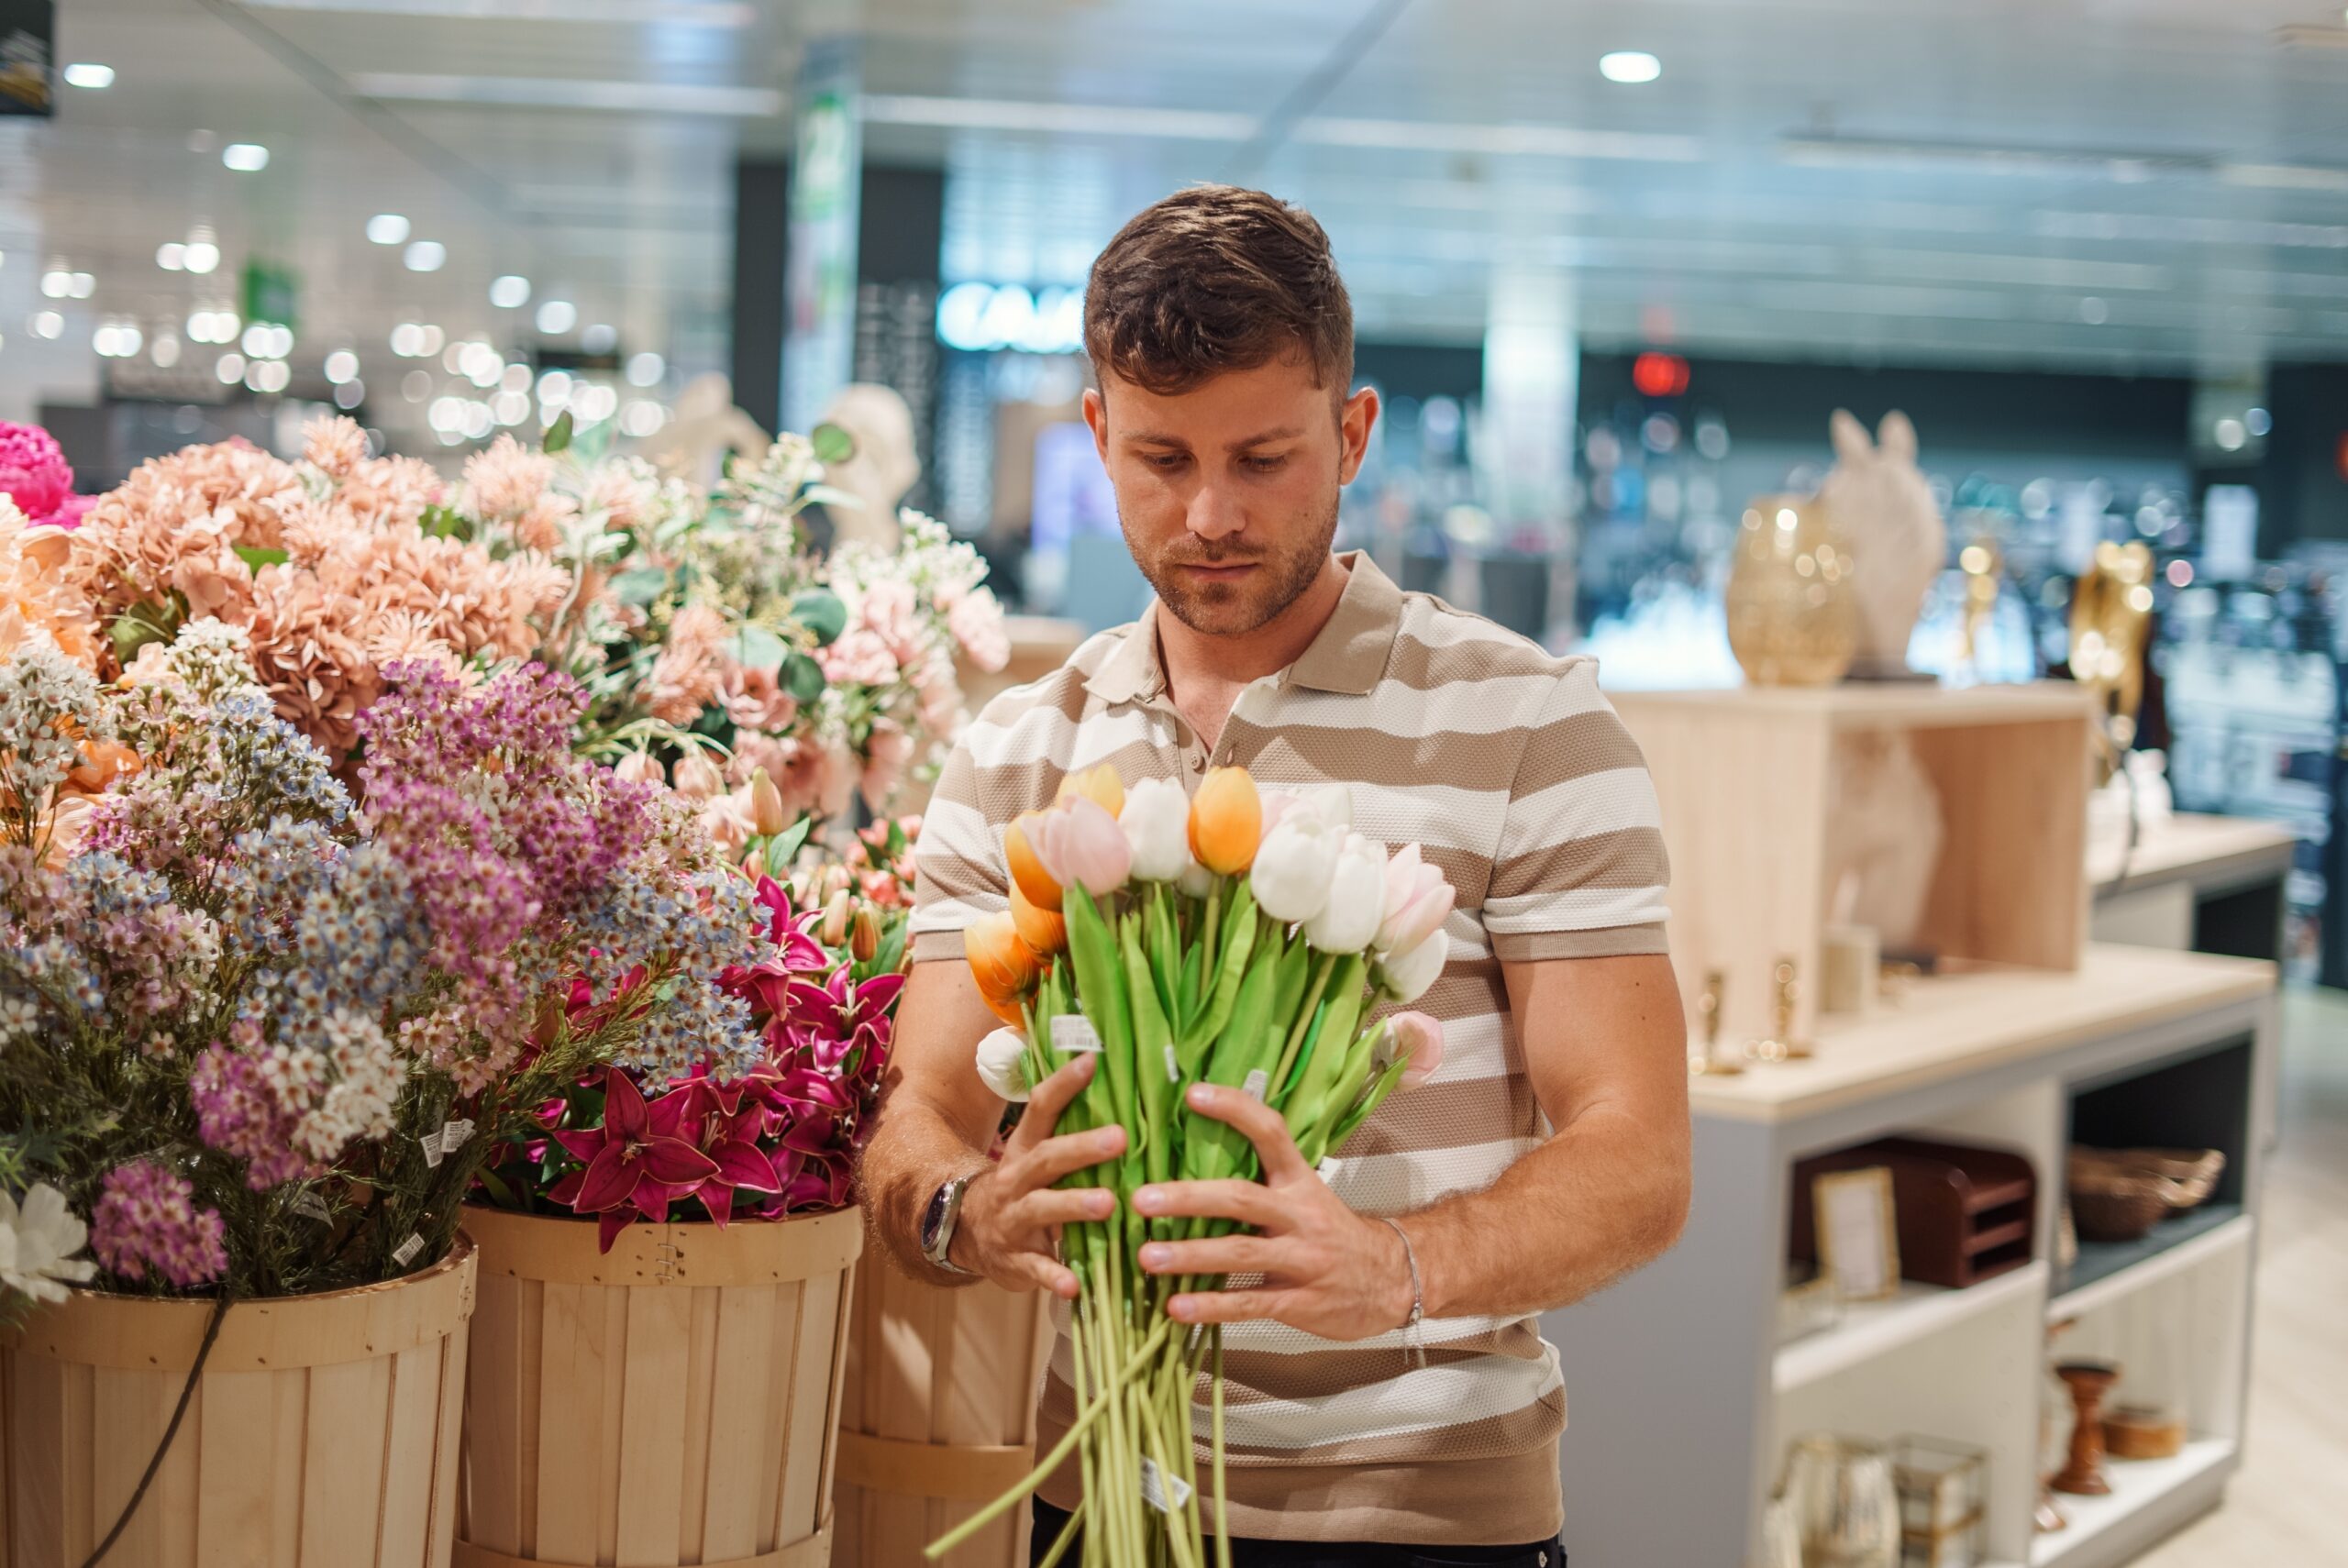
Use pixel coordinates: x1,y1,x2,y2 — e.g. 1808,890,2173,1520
949,1054,1127,1297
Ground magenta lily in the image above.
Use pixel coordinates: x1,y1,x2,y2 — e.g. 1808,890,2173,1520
549,1071,719,1249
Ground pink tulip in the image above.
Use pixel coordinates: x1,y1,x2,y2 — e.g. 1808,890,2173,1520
1377,843,1455,956
1027,796,1132,898
1387,1010,1445,1090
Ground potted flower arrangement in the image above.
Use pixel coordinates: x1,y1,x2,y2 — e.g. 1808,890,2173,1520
0,624,761,1567
454,813,919,1568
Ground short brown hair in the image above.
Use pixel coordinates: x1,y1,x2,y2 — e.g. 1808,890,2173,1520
1083,184,1354,399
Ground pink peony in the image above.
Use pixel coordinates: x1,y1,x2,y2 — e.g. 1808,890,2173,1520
858,579,925,662
817,626,901,690
717,659,799,734
948,587,1010,673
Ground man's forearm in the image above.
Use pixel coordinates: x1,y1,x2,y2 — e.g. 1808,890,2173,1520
1397,1103,1689,1321
858,1092,994,1285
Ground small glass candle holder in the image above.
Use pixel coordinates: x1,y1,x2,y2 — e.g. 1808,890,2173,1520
1893,1435,1988,1568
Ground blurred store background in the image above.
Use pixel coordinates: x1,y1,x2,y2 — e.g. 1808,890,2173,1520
2,0,2343,983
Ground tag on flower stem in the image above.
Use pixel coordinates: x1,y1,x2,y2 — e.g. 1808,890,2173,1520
1139,1456,1193,1515
291,1190,331,1223
439,1119,475,1157
1242,1069,1269,1103
1050,1014,1101,1055
418,1129,447,1169
1164,1044,1180,1084
391,1232,425,1269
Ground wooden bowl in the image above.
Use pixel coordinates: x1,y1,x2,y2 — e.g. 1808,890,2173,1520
2103,1404,2187,1460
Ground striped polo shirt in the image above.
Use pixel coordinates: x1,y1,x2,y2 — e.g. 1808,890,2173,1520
908,550,1670,1544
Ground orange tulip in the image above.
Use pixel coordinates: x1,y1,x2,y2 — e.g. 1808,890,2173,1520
1005,811,1063,912
1189,766,1262,876
980,988,1028,1029
1009,876,1069,955
964,911,1040,1004
1054,764,1125,819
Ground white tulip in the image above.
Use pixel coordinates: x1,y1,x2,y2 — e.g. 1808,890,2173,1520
1379,926,1450,1004
1177,858,1216,900
1120,777,1193,882
1301,783,1353,832
974,1027,1031,1103
1304,834,1389,953
1252,812,1344,924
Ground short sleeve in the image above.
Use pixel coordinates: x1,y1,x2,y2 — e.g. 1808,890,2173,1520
908,737,1010,963
1480,659,1672,962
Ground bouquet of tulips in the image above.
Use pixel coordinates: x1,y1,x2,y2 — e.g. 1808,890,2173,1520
941,765,1455,1567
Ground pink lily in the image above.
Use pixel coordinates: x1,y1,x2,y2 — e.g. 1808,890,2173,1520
549,1072,720,1250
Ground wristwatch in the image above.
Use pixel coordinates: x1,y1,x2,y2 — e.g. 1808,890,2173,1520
919,1173,978,1275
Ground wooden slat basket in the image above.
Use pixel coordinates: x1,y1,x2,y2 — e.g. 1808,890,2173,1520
457,1205,862,1568
832,1256,1055,1567
0,1232,478,1567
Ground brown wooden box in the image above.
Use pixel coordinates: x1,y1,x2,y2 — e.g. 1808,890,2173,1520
1789,1137,2038,1288
1610,682,2094,1044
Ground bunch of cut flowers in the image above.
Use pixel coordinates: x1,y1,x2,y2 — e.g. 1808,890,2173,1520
461,418,1008,845
942,766,1454,1567
476,811,924,1249
0,624,766,1318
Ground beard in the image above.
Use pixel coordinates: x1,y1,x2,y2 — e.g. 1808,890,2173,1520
1122,491,1341,637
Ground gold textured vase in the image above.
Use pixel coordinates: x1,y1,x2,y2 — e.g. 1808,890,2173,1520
1726,494,1859,686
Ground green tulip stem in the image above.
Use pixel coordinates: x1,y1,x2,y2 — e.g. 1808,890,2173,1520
925,1311,1171,1560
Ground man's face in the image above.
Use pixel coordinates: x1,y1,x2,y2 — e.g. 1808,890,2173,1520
1084,355,1379,637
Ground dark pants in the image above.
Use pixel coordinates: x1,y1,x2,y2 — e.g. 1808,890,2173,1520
1030,1499,1564,1568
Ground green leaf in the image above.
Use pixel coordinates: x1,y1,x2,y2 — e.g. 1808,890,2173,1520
781,650,826,704
810,421,856,466
790,589,848,647
612,569,670,607
419,504,473,541
543,411,575,454
233,544,289,573
798,483,863,512
727,624,790,677
761,815,813,875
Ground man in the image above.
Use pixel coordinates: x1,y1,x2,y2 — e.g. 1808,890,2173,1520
863,184,1690,1565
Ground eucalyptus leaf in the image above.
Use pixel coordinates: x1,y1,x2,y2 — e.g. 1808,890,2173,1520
790,589,848,647
543,411,575,454
727,624,789,677
233,544,289,573
781,650,826,704
811,421,856,466
611,569,670,607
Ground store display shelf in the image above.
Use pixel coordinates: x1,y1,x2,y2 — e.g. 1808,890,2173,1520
1773,1260,2046,1393
2051,1207,2249,1320
2027,1438,2235,1568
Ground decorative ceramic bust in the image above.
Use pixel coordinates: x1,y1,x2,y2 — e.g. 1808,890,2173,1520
817,383,921,553
1817,410,1946,679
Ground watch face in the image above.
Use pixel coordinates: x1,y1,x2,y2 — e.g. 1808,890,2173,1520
920,1182,949,1254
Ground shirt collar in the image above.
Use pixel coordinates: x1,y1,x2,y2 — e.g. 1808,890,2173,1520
1084,550,1403,705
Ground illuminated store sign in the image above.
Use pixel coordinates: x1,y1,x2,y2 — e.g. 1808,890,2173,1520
936,282,1085,355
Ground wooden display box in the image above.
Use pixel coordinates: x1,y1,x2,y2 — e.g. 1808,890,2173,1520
1611,682,2094,1043
1789,1137,2038,1288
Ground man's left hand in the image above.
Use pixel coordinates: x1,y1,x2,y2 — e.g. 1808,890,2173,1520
1130,1082,1414,1341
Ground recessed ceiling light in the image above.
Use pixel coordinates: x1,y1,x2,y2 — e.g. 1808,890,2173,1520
404,239,447,272
223,143,270,171
157,242,187,271
183,237,221,275
367,214,410,245
1599,50,1662,84
535,299,576,334
489,274,531,308
62,63,115,90
581,322,617,354
326,349,360,383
